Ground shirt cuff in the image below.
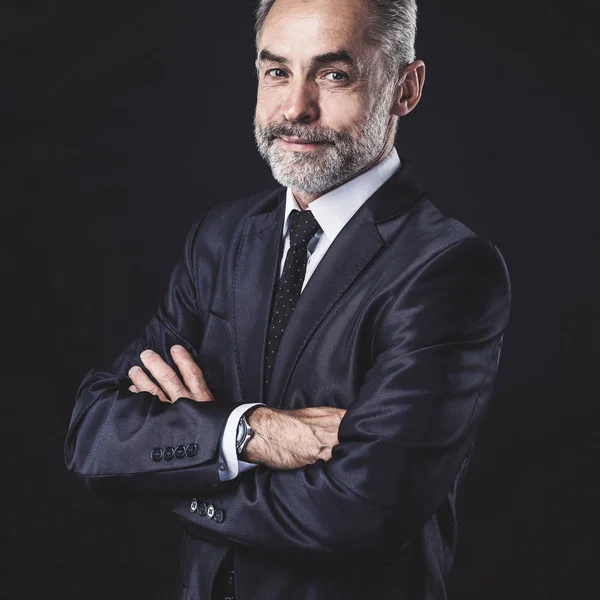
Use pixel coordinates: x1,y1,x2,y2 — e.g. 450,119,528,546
218,402,264,482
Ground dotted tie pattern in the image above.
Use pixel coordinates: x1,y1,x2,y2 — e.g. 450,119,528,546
264,209,321,393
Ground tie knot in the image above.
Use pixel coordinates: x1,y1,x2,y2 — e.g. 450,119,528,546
288,209,320,250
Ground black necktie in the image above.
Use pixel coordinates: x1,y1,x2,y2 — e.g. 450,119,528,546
264,209,321,392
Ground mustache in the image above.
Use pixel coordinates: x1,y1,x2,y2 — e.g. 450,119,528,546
259,121,342,144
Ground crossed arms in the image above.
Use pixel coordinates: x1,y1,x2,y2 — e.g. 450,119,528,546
65,216,510,563
128,345,345,469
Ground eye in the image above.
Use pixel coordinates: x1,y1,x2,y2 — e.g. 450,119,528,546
266,68,288,79
324,71,348,82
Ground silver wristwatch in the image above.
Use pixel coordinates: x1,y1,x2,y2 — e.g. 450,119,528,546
236,409,256,456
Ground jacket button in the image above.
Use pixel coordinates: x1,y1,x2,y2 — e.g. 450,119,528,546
214,508,225,523
175,445,186,459
186,443,198,457
197,502,207,517
164,446,175,460
151,448,163,462
206,504,215,519
189,498,198,513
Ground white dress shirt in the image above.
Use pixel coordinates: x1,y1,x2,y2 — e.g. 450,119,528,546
217,147,402,481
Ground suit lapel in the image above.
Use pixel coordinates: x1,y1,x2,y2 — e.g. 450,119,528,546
264,160,426,407
266,207,384,407
232,160,426,407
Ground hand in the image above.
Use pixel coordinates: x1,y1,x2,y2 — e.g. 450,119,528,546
127,345,214,403
242,406,347,469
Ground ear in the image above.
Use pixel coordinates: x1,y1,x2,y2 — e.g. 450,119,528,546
390,60,426,117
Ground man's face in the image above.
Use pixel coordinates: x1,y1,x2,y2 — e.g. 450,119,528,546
254,0,396,195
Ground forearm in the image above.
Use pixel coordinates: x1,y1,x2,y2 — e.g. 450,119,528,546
173,336,504,564
65,368,235,493
175,456,387,565
173,239,511,561
241,406,343,469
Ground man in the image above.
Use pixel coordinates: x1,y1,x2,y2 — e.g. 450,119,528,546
65,0,511,598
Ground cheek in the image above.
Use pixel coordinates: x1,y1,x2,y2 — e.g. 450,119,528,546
255,87,280,123
321,92,370,130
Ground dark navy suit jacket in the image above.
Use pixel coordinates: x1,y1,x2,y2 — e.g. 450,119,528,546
65,161,511,600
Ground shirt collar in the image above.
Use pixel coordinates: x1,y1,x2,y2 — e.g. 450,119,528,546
283,147,401,242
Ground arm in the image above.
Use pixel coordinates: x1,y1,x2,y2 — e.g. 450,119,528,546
64,211,240,493
129,351,347,474
65,208,342,494
172,237,511,562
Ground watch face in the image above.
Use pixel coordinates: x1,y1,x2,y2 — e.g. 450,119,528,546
236,416,247,450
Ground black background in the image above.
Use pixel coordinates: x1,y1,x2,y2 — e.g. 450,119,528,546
2,1,599,598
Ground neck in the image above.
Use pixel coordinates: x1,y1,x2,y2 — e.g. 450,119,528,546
291,140,395,210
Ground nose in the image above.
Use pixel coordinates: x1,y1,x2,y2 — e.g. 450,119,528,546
281,80,319,123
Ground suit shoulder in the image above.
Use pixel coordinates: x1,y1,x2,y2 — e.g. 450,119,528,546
411,196,506,263
422,199,511,315
398,200,512,332
417,197,483,244
181,185,283,263
200,186,283,228
387,195,510,300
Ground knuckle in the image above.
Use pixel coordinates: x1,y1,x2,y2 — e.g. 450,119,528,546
162,370,179,384
317,448,331,462
187,365,202,378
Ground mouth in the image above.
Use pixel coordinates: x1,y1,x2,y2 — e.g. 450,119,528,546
277,136,328,152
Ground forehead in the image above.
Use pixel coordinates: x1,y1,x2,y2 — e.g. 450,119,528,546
258,0,372,62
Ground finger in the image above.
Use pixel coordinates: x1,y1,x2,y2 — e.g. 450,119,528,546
140,349,191,402
321,448,334,462
128,385,140,393
170,345,213,402
128,366,170,403
170,345,214,402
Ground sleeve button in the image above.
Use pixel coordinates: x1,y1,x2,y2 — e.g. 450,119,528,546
197,502,207,517
175,445,186,459
189,498,198,513
164,446,175,460
151,448,163,462
214,509,225,523
206,505,215,519
186,443,198,457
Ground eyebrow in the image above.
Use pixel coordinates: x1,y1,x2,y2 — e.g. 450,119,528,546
258,48,358,68
312,50,356,67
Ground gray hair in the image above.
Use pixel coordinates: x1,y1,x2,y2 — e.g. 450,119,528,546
254,0,418,78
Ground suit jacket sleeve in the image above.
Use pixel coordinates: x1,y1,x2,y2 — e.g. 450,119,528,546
64,210,237,494
172,236,511,562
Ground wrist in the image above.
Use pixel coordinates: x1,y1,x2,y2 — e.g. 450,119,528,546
242,407,317,469
236,405,261,457
246,405,269,430
240,407,270,462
